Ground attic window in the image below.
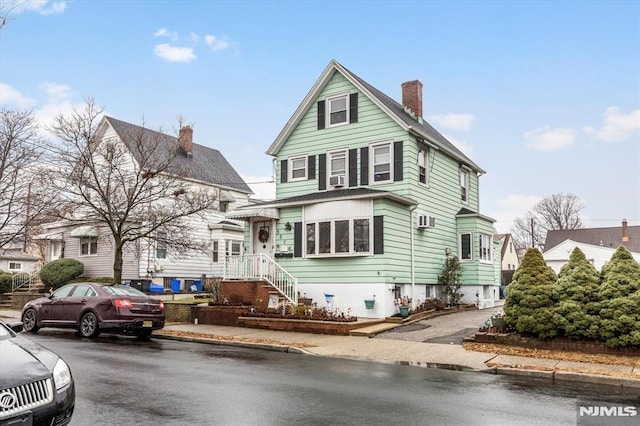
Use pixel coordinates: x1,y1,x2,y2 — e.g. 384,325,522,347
328,94,348,126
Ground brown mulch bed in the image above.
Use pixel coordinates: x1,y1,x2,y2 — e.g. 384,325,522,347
464,341,640,380
155,329,316,348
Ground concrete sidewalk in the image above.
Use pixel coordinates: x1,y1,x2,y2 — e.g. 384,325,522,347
2,307,639,388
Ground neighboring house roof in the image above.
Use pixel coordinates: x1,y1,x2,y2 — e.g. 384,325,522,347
0,253,40,262
104,116,252,194
544,222,640,253
233,188,416,209
267,59,485,173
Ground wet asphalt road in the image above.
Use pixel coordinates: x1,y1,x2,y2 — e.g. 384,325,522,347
20,330,640,426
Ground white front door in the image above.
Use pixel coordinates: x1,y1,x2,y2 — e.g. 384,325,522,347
253,220,274,258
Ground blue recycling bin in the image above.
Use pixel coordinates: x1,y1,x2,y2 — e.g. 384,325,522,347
149,283,164,293
170,279,181,292
192,280,203,292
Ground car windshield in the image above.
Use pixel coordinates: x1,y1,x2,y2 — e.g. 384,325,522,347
103,285,147,297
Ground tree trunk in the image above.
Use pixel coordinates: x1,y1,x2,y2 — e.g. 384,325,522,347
113,243,124,284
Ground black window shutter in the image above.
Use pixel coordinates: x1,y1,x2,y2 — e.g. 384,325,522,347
360,147,369,186
308,155,316,180
317,101,325,130
348,149,357,187
349,93,358,123
373,216,384,254
318,154,326,190
280,159,288,183
294,222,302,257
393,141,403,182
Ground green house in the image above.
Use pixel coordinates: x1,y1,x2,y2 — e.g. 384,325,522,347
228,60,501,318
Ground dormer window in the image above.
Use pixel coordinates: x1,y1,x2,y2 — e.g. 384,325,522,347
328,94,348,126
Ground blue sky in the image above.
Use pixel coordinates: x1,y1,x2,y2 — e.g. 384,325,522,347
1,0,638,233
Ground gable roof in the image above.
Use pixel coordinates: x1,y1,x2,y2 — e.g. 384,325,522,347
267,59,484,173
104,117,252,194
544,224,640,253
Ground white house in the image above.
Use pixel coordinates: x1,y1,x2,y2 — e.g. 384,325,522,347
35,117,252,290
543,219,640,273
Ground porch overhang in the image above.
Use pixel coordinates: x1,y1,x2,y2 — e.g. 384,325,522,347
225,207,280,221
32,232,63,240
68,225,99,238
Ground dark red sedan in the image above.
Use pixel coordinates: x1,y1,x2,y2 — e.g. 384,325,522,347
21,283,165,338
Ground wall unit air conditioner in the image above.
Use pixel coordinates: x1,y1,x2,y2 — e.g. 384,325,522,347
329,174,345,187
417,214,436,229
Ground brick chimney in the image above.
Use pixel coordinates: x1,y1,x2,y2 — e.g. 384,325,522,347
401,80,423,118
622,218,629,242
178,125,193,157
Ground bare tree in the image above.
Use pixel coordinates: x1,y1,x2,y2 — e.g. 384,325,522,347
511,193,584,254
0,108,54,250
45,99,217,283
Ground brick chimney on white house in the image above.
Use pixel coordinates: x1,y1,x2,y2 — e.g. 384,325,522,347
401,80,423,118
622,218,629,242
179,125,193,157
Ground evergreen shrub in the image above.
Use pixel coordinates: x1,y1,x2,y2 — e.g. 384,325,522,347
40,259,84,290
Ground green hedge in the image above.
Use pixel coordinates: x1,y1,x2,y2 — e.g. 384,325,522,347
0,274,11,294
40,259,84,290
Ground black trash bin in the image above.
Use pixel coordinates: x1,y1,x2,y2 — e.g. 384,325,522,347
129,279,152,292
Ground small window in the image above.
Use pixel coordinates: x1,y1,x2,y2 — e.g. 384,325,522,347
306,224,315,255
225,240,241,256
460,169,469,204
460,233,472,260
80,237,98,256
372,143,392,183
328,94,348,126
329,150,347,178
8,262,22,271
418,149,427,184
290,156,307,181
479,234,492,262
219,201,229,213
156,231,167,259
212,241,219,262
353,219,370,252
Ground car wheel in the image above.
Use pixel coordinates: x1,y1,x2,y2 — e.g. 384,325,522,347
22,309,40,333
79,312,100,338
135,330,153,339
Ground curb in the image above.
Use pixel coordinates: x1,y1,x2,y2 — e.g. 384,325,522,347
489,367,640,389
152,333,311,354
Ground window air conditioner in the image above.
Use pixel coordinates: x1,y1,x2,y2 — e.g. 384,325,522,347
329,174,345,187
417,214,436,229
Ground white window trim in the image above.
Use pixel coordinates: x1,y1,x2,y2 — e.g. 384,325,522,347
79,237,98,257
370,141,393,185
479,233,493,263
459,232,473,261
326,93,349,128
418,149,427,186
225,239,242,256
304,216,373,258
327,148,348,186
289,155,308,181
8,262,22,271
460,169,469,204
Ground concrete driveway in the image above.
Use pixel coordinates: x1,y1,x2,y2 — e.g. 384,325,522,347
375,302,504,345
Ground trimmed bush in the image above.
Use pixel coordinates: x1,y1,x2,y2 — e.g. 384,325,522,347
40,259,84,290
504,248,559,339
0,274,11,294
597,246,640,347
554,247,600,339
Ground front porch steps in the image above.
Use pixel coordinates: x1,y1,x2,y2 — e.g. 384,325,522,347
349,321,399,337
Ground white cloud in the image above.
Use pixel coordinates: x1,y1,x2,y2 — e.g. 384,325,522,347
524,126,576,151
35,82,85,130
153,28,179,41
204,35,229,52
427,113,476,131
154,44,196,63
0,83,36,107
583,106,640,142
189,33,200,42
40,82,71,101
15,0,67,15
492,194,543,233
445,134,475,157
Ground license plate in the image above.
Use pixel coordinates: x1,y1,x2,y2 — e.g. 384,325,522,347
143,321,153,327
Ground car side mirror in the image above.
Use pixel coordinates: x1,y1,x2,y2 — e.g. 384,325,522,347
8,321,24,333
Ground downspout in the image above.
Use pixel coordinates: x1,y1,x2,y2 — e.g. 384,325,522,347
410,204,417,309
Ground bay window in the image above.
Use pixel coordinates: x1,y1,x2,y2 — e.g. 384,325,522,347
305,218,371,256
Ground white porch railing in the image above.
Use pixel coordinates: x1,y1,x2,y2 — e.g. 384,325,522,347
224,254,297,305
11,268,42,292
